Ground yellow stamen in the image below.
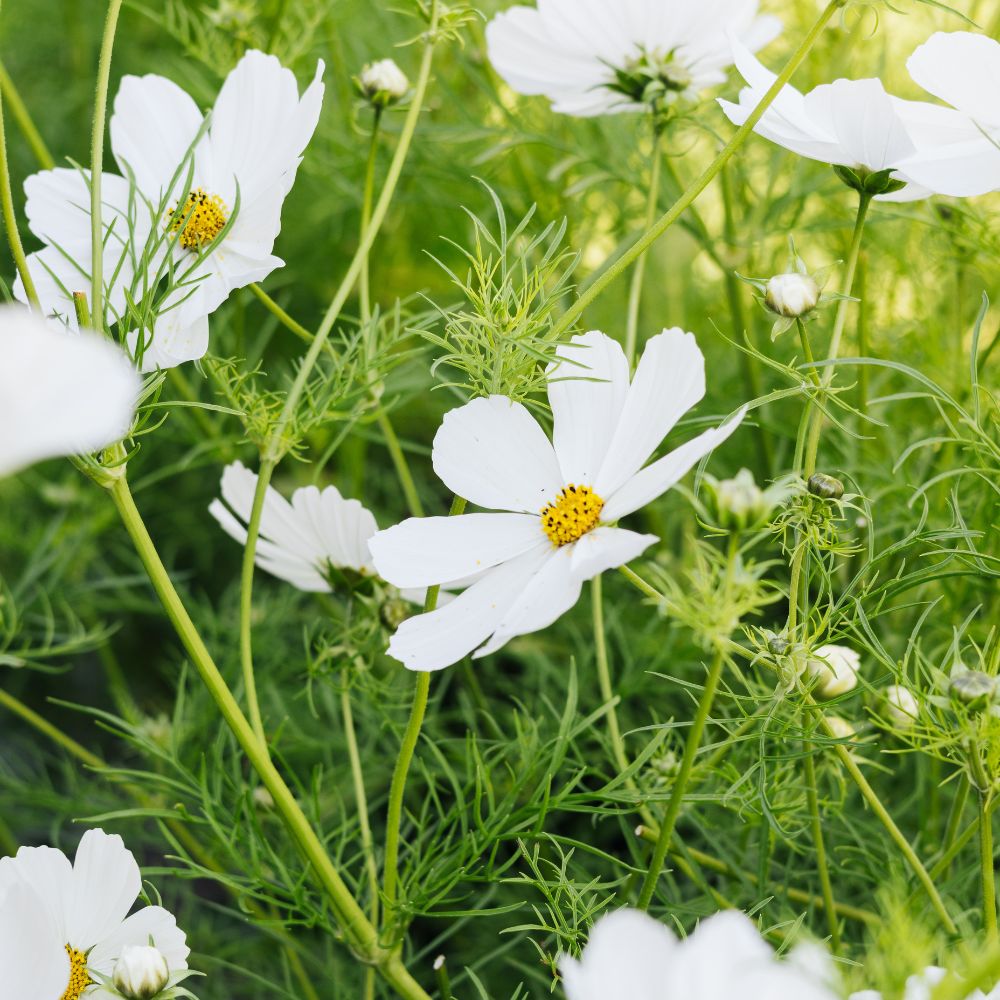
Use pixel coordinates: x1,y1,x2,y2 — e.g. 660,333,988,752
168,187,228,250
541,484,604,547
60,945,91,1000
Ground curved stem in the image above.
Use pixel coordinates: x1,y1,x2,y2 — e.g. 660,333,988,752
0,58,54,170
108,477,434,999
382,492,466,927
549,0,845,341
637,646,727,910
804,744,840,952
90,0,124,330
0,71,37,305
802,192,872,478
360,110,382,326
624,126,662,366
240,458,276,747
981,790,997,942
376,409,424,517
249,282,316,345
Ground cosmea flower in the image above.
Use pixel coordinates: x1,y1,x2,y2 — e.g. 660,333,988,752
0,304,139,477
369,329,744,671
0,828,188,1000
16,50,324,372
901,32,1000,198
718,40,979,201
851,966,1000,1000
558,908,838,1000
486,0,780,117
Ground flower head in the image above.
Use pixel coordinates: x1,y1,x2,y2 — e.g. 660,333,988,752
807,644,861,699
113,945,170,999
0,304,139,478
486,0,780,118
358,59,410,106
718,40,979,202
557,908,838,1000
370,329,744,671
0,829,188,1000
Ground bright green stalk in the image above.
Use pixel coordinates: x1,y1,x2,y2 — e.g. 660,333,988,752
637,645,727,910
90,0,124,330
0,58,54,169
0,70,37,306
624,126,663,366
382,492,467,927
108,477,433,1000
249,282,316,345
0,686,104,767
239,458,277,747
549,0,846,341
804,746,841,952
940,777,972,878
360,109,382,326
375,409,425,517
969,748,998,941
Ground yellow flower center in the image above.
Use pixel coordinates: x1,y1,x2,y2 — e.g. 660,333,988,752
60,945,91,1000
168,187,228,250
541,484,604,547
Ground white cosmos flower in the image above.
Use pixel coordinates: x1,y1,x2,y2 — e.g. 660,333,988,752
486,0,780,118
369,329,745,671
851,966,1000,1000
718,40,979,202
558,908,839,1000
15,49,324,373
900,32,1000,198
0,829,189,1000
0,304,139,477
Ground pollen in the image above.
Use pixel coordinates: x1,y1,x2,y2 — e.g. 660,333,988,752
541,484,604,547
168,187,228,250
60,945,91,1000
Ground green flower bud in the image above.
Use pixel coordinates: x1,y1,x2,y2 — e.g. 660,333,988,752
808,473,845,500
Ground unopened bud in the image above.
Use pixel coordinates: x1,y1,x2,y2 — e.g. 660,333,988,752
807,644,861,699
703,469,778,532
826,716,856,740
252,786,275,810
885,685,919,729
949,671,997,709
765,272,820,318
358,59,409,105
112,945,170,999
808,473,844,500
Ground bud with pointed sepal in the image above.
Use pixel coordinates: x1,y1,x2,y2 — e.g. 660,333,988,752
113,946,170,1000
356,59,410,109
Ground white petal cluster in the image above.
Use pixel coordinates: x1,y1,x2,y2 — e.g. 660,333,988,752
0,304,139,477
359,58,410,100
14,51,325,373
370,329,744,671
0,829,188,1000
558,908,839,1000
808,644,862,699
718,40,983,202
486,0,780,117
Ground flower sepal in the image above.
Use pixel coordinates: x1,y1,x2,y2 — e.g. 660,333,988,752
833,164,907,197
88,965,203,1000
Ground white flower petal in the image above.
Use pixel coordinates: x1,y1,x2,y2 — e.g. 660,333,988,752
65,829,141,952
558,908,677,1000
23,168,134,248
87,905,189,977
0,844,73,942
595,328,705,498
603,409,745,521
898,136,1000,198
0,881,69,1000
432,395,563,513
385,544,552,671
370,513,544,589
0,306,140,478
569,526,657,579
548,330,630,485
128,313,210,372
907,32,1000,129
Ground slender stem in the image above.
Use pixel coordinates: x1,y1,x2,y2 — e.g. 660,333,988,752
265,0,440,464
857,253,869,418
382,492,467,926
0,58,54,169
804,746,841,951
108,477,434,999
0,69,37,305
249,282,316,345
360,110,382,327
240,458,276,747
624,126,662,366
981,790,997,941
90,0,124,330
802,192,872,478
0,686,103,767
637,646,727,909
940,777,972,878
787,544,805,634
376,409,424,517
549,0,846,341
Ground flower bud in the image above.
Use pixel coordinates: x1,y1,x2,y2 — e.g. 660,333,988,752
826,715,856,740
885,685,919,729
949,671,997,709
765,272,820,318
807,644,861,699
358,59,410,105
807,473,844,500
113,945,170,1000
252,785,275,810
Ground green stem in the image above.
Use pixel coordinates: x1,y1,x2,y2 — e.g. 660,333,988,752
90,0,124,330
382,492,467,927
0,64,37,305
624,125,662,366
549,0,845,341
108,476,433,999
804,745,841,951
240,458,277,747
0,686,103,767
0,58,54,169
265,0,440,464
376,409,424,517
940,777,972,878
969,747,998,941
249,282,316,345
637,645,727,909
802,192,872,478
360,109,382,327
